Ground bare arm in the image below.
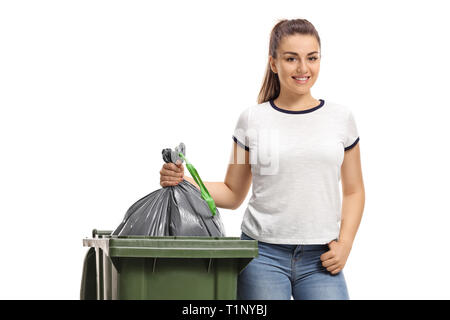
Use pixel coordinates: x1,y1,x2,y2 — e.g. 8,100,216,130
183,141,252,210
320,143,365,275
183,176,238,209
339,143,365,246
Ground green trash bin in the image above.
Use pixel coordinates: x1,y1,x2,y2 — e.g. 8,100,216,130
81,229,258,300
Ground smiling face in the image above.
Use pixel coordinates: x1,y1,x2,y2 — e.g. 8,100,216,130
269,34,321,96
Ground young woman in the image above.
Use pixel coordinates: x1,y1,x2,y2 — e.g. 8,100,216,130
159,18,365,300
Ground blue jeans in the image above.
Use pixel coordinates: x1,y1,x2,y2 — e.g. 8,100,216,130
237,232,349,300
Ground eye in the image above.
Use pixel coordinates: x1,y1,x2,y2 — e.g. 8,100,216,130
286,56,319,62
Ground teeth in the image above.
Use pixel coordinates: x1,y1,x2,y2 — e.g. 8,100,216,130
295,77,308,81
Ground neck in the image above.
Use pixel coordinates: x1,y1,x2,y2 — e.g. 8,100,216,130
274,90,318,110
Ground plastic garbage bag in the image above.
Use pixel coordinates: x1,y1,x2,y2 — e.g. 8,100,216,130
162,142,185,165
112,143,225,237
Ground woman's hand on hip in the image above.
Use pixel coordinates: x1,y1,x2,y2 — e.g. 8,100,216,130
320,240,352,275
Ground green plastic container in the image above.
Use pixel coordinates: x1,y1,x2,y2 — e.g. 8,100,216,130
81,229,258,300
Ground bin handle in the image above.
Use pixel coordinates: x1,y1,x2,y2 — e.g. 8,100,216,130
207,258,213,273
178,152,217,216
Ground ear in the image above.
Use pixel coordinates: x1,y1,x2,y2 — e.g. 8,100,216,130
269,56,277,74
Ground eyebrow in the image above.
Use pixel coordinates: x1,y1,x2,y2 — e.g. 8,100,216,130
282,51,319,56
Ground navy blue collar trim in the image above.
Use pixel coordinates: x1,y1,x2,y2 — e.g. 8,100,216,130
269,99,325,114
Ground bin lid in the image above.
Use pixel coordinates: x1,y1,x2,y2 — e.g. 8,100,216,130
83,235,258,259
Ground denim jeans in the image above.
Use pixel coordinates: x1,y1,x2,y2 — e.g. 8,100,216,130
237,232,349,300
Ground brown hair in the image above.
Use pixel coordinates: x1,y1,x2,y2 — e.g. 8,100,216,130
257,19,321,104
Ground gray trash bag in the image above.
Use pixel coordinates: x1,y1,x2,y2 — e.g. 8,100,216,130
112,143,226,237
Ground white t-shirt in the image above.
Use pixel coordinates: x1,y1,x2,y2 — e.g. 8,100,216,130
232,98,360,244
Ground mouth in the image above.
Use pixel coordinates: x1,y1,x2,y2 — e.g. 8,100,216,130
292,76,310,84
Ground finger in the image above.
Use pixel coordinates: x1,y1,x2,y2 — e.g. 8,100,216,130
322,258,337,268
174,164,183,173
160,180,180,187
320,250,334,262
326,263,340,273
160,168,183,178
160,181,171,187
163,163,180,172
160,169,178,177
161,175,183,182
330,268,342,275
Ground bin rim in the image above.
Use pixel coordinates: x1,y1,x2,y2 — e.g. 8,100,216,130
83,233,258,259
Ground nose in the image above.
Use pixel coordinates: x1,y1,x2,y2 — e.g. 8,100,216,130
296,59,309,74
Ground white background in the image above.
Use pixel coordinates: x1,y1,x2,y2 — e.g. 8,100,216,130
1,0,449,299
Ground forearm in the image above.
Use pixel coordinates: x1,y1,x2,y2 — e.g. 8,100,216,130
183,176,238,210
338,190,365,247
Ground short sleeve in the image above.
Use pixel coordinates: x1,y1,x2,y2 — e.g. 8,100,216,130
344,110,360,151
232,107,250,151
